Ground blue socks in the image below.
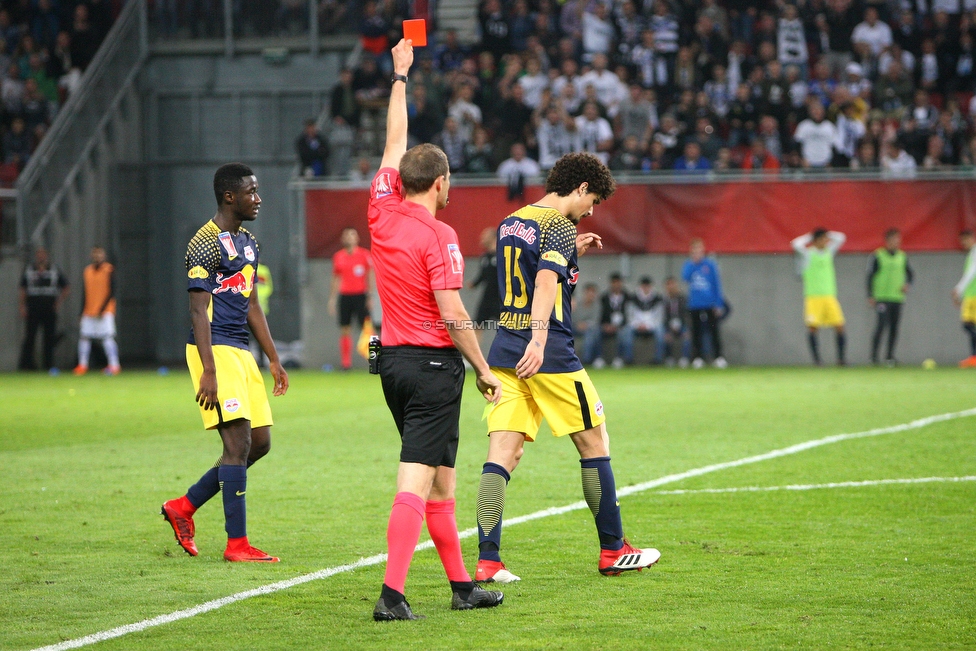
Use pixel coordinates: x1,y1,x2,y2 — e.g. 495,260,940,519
580,457,624,551
186,462,221,509
218,465,247,539
477,463,510,562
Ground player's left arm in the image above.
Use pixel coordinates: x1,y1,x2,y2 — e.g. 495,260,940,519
711,259,725,316
55,270,69,312
827,231,846,253
904,258,914,293
247,289,289,397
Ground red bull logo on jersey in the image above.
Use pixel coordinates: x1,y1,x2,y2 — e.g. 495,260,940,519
213,264,255,297
499,220,537,245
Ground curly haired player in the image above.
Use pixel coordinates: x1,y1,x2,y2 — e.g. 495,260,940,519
475,152,661,583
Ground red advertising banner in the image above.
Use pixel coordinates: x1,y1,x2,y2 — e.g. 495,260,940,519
305,178,976,258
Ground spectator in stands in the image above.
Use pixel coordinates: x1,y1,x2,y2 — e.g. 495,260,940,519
435,29,468,72
616,84,657,149
2,62,24,115
31,0,59,53
741,137,780,171
632,30,668,93
673,141,712,172
910,90,938,131
923,134,950,169
22,79,50,132
509,0,535,53
645,139,671,171
433,116,467,172
834,99,867,167
852,7,893,57
609,135,644,171
537,104,578,170
28,53,57,104
517,56,548,110
496,142,539,199
464,126,495,173
407,84,444,145
581,2,614,61
649,0,679,74
777,4,808,75
330,68,360,129
852,140,879,170
296,118,327,177
581,53,625,117
348,156,373,183
479,0,510,61
662,276,690,368
630,276,664,364
574,283,601,364
594,273,634,369
575,100,613,164
874,60,914,116
882,137,918,178
448,83,481,143
327,115,354,177
70,4,99,71
726,82,758,147
682,238,727,369
794,101,838,168
689,117,722,161
757,114,783,159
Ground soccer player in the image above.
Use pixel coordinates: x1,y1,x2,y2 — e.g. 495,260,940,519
161,163,289,563
792,228,847,366
74,247,121,376
952,229,976,367
468,227,500,346
867,228,913,366
369,38,503,621
475,152,661,584
328,227,372,370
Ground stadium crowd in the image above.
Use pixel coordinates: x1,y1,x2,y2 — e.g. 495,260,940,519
0,0,114,185
316,0,976,176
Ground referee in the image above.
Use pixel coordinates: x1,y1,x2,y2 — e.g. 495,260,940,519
368,38,504,622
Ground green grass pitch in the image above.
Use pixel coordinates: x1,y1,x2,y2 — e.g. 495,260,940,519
2,367,975,650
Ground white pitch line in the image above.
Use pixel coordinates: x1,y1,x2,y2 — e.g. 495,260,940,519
654,475,976,495
31,407,976,651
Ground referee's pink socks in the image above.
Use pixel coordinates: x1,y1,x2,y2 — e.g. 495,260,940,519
383,491,426,594
426,499,472,583
339,335,352,369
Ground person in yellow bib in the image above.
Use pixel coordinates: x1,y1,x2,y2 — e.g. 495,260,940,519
792,228,847,366
952,230,976,367
867,229,913,366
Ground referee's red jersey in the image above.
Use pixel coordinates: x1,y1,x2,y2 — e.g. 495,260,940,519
367,167,465,348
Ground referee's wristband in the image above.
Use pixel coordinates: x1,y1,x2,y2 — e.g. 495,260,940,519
391,73,408,84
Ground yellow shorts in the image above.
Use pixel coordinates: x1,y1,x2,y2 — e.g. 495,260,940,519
486,367,606,441
805,296,845,328
186,344,273,430
962,297,976,323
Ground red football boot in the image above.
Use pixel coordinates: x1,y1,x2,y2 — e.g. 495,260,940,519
599,540,661,576
224,537,279,562
161,498,198,556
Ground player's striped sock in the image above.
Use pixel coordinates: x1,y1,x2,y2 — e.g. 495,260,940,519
383,491,426,595
477,463,510,562
426,499,472,583
580,457,625,551
218,465,247,539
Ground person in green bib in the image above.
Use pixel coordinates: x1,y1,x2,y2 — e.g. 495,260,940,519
952,230,976,367
792,228,847,366
867,229,913,366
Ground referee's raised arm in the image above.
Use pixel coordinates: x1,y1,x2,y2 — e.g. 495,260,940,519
380,39,413,171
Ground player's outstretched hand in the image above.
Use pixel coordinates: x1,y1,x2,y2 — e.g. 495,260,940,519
196,369,218,410
476,370,502,404
576,232,603,256
391,38,414,75
270,360,289,396
516,340,544,379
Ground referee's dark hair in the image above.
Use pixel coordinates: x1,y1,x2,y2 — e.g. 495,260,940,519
544,152,616,203
213,162,255,206
399,144,449,195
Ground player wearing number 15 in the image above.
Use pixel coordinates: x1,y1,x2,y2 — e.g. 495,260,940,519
476,153,661,583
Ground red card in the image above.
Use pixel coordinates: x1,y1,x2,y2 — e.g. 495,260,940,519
403,19,427,46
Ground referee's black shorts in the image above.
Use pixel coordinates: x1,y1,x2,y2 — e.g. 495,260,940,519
339,293,368,327
379,346,465,467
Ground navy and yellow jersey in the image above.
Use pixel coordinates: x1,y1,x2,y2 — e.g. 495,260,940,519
487,205,583,374
185,220,259,350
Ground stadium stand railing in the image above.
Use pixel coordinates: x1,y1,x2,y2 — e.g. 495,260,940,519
16,0,148,248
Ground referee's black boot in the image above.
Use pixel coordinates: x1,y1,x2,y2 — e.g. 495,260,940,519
451,584,504,610
373,596,424,621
